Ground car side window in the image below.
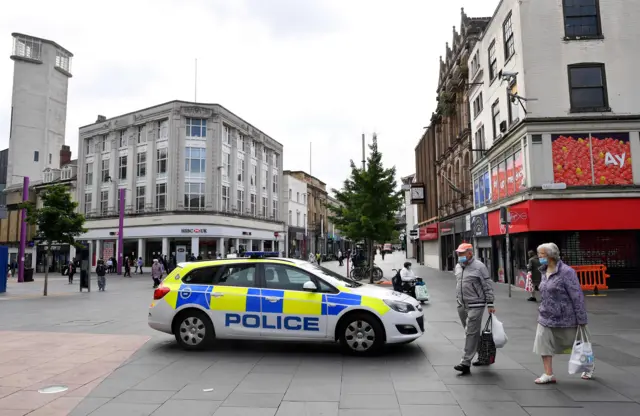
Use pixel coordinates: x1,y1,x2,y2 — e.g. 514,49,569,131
182,266,221,285
264,264,334,292
216,264,257,288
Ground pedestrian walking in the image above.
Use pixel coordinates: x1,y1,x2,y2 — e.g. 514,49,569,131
96,259,107,291
151,259,163,288
454,243,495,375
338,250,343,266
316,252,321,265
106,258,113,274
124,257,131,277
137,257,144,274
67,260,75,284
533,243,591,384
527,250,542,302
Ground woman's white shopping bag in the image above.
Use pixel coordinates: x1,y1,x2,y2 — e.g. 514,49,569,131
491,315,508,348
414,284,429,301
568,326,595,374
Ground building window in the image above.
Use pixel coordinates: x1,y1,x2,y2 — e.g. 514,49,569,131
250,193,257,215
488,41,497,81
272,153,279,166
303,193,307,205
491,100,501,139
262,196,268,217
272,174,278,194
119,130,127,148
101,135,108,152
155,183,166,211
136,125,146,144
237,158,245,183
223,152,231,182
472,93,483,119
237,134,245,152
223,126,231,144
262,148,268,163
186,118,206,138
136,186,146,212
55,49,71,72
84,193,92,214
184,183,204,211
261,167,267,191
118,156,127,180
157,119,169,140
157,148,167,175
49,153,52,165
100,190,109,215
13,35,42,60
296,192,300,202
289,189,292,200
137,152,147,177
34,151,39,162
288,210,292,225
250,140,256,157
250,164,257,187
568,63,609,112
222,185,230,211
185,147,205,178
503,13,515,60
101,159,110,182
85,139,92,155
563,0,601,38
296,211,300,226
272,200,278,219
470,51,480,77
85,163,93,185
474,125,486,155
237,189,245,212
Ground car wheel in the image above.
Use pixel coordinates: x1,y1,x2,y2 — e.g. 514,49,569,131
339,312,384,355
174,310,214,350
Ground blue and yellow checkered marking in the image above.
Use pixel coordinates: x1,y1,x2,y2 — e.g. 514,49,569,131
166,284,389,316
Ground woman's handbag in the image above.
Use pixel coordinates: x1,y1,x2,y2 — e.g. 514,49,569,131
414,281,429,301
525,272,534,293
568,326,595,374
477,316,497,365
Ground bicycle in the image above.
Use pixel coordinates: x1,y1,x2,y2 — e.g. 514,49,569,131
350,264,384,282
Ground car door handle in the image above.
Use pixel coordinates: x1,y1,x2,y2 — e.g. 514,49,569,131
328,303,337,307
211,292,224,298
265,296,280,303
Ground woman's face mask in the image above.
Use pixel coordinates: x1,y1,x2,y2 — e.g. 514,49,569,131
539,257,548,265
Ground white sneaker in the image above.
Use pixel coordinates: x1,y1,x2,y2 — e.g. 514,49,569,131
535,374,557,384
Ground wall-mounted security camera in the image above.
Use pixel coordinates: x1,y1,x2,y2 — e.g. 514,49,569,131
499,70,518,80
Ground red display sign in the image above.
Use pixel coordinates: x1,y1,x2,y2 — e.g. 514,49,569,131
488,204,531,235
419,224,438,241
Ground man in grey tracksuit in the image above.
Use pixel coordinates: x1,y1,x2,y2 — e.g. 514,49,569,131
453,243,495,375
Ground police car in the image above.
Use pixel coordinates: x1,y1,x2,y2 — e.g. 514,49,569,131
148,253,424,355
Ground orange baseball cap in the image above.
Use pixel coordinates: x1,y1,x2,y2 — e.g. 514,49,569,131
455,243,473,253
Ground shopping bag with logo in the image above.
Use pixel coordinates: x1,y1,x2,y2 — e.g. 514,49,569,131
524,273,534,293
568,326,594,374
477,316,497,365
491,314,508,348
414,282,429,301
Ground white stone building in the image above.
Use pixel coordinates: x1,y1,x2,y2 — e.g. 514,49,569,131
76,101,285,266
468,0,640,288
282,172,308,257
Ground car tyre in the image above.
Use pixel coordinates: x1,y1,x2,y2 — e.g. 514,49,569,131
173,309,214,350
338,312,384,356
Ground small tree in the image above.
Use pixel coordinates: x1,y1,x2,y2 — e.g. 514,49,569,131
328,134,404,283
20,183,87,296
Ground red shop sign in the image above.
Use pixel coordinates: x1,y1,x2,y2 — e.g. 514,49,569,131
488,204,530,236
420,224,439,241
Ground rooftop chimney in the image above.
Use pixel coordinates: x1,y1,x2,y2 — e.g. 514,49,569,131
60,145,71,167
96,115,107,123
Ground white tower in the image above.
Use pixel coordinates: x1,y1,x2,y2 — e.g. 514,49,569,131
7,33,73,186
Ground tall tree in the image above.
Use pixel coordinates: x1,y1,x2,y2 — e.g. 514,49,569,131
19,183,86,296
328,134,404,282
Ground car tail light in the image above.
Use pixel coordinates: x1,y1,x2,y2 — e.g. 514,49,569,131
153,285,170,300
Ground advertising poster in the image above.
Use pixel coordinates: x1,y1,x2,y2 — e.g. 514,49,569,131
474,177,481,207
514,150,526,191
506,155,515,195
491,166,499,202
498,161,507,199
552,133,632,186
483,171,491,204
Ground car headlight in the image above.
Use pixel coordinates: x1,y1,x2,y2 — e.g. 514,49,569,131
384,299,415,313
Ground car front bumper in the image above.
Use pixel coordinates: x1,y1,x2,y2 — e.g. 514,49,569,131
383,309,425,344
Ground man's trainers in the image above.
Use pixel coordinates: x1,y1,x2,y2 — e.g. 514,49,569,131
454,364,471,375
472,361,490,366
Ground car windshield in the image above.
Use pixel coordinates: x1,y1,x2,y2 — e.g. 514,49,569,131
299,262,362,288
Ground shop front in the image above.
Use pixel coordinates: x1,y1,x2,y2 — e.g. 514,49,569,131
471,212,492,275
36,244,73,274
438,215,472,271
419,223,439,269
488,198,640,288
287,227,306,258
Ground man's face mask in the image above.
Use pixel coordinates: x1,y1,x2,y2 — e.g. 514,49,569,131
458,255,469,264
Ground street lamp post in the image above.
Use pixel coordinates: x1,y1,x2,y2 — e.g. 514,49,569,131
117,188,125,275
17,176,29,283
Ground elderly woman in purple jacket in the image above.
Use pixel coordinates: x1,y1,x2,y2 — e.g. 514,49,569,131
533,243,591,384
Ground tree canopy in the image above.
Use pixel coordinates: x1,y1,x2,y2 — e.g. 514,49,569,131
20,183,86,295
327,134,403,282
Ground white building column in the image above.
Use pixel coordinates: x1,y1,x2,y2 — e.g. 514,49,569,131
96,240,102,261
162,237,169,257
234,238,240,253
273,240,278,253
137,238,145,264
69,244,77,261
191,237,200,258
219,237,225,257
260,240,265,252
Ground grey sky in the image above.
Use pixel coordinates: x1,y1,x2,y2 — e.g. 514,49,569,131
0,0,497,192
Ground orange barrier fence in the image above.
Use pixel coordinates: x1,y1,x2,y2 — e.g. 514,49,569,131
571,265,610,291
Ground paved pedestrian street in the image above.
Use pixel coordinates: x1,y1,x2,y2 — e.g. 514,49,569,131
1,252,640,415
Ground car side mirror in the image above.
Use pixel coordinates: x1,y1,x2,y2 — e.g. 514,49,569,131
303,281,318,291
